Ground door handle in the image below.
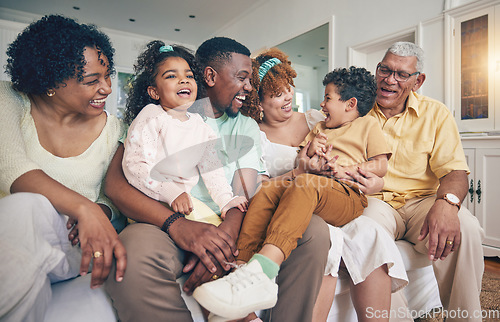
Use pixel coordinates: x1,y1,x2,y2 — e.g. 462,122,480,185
469,179,474,203
476,180,481,204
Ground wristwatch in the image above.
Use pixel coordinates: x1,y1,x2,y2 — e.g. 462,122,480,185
438,193,461,209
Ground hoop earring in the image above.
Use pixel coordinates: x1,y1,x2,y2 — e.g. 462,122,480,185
46,89,55,97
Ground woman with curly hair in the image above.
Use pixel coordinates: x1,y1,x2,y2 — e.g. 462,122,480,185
194,48,408,322
0,15,126,321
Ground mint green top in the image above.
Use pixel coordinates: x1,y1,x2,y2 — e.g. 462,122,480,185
190,112,265,213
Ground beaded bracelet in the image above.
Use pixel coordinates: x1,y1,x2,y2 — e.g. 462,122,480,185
161,212,185,236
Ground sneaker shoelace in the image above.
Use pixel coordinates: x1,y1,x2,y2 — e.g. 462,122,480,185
222,262,266,292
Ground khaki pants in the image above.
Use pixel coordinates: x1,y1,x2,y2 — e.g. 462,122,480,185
105,215,330,322
364,196,485,322
238,173,367,262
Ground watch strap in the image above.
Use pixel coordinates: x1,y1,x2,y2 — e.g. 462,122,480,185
438,194,461,209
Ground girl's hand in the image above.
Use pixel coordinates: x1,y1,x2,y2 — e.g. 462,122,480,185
221,196,248,218
75,202,126,289
172,192,193,215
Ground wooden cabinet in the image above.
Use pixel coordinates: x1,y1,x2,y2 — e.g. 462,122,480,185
448,1,500,133
462,137,500,257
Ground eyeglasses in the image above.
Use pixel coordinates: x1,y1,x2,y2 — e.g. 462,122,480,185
376,63,420,82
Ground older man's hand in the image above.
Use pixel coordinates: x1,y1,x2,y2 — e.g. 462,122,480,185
418,200,461,261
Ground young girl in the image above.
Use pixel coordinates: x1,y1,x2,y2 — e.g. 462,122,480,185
122,41,247,224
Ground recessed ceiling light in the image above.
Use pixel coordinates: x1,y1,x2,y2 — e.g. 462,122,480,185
320,47,325,50
189,15,195,18
175,28,181,32
298,54,302,57
73,6,80,10
129,18,135,22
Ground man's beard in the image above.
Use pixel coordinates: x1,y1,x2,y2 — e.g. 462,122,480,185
224,105,239,118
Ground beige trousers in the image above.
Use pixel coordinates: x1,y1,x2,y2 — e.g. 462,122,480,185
105,215,330,322
364,196,485,322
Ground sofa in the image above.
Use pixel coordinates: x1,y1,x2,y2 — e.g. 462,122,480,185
43,240,441,322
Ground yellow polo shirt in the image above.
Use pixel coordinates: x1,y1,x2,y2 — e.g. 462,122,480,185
368,91,469,209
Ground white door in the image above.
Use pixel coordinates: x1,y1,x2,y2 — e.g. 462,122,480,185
474,148,500,254
463,148,475,213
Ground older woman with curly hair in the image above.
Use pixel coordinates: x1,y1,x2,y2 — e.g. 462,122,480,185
239,48,408,322
0,15,126,321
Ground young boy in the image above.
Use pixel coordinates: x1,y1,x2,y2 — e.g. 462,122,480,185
193,66,391,320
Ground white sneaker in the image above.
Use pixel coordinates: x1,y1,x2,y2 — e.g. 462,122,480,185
193,260,278,320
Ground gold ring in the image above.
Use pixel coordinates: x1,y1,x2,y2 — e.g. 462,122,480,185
93,251,103,259
446,240,453,246
211,274,219,280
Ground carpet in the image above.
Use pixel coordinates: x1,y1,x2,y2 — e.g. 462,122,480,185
480,271,500,321
415,271,500,322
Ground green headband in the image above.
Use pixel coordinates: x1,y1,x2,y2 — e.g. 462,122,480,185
258,58,281,81
159,45,174,53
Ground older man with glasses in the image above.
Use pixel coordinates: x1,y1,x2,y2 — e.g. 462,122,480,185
362,41,484,321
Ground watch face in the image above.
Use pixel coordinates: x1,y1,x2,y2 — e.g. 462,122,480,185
446,193,460,204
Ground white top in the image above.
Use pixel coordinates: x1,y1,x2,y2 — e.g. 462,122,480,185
123,104,235,211
0,81,125,229
260,108,408,292
260,109,325,178
260,132,299,179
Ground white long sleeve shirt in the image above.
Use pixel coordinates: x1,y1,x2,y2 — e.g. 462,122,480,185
122,104,235,211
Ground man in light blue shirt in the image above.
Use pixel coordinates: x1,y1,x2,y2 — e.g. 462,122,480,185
106,37,330,322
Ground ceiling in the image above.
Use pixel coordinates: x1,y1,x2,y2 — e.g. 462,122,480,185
0,0,329,69
0,0,265,47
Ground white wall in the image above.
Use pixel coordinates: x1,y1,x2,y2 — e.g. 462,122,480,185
0,19,25,82
217,0,447,102
419,16,446,102
292,63,318,111
218,0,445,66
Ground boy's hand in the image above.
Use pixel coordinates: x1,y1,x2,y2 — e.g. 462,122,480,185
321,155,349,179
172,192,193,215
330,163,349,179
307,133,328,158
322,155,345,179
220,196,248,219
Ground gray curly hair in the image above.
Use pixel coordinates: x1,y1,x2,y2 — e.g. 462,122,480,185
386,41,424,72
